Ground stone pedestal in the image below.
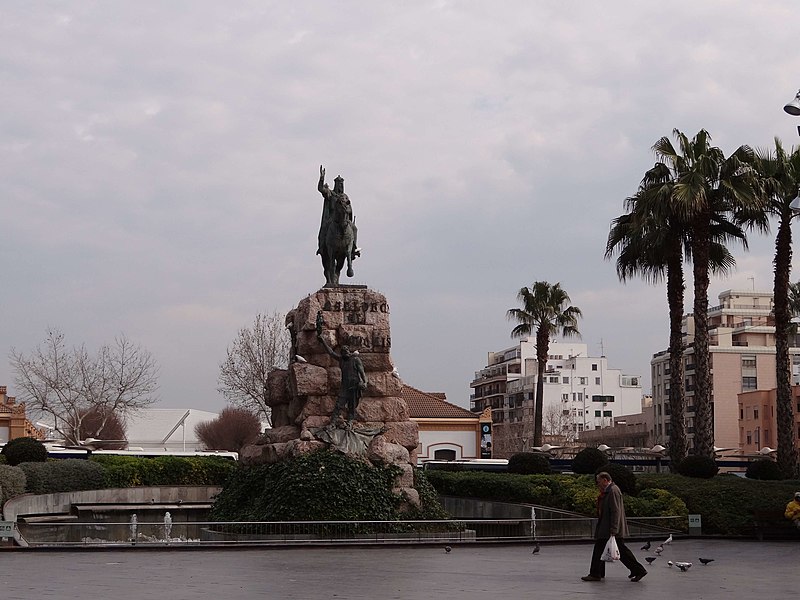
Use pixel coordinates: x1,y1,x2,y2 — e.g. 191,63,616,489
240,287,420,507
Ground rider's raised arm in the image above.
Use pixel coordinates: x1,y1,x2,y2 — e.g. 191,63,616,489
318,165,331,197
317,332,340,359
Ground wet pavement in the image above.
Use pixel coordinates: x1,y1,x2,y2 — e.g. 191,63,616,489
1,539,794,599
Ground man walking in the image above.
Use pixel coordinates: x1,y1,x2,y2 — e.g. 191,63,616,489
582,471,647,582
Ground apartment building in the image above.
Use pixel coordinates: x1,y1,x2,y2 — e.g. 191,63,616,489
650,289,800,451
470,340,642,456
737,386,800,453
0,386,42,443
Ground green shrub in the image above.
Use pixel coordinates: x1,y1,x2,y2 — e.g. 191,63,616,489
211,450,405,522
91,455,236,487
508,452,552,475
19,460,105,494
0,465,26,507
638,472,800,536
676,455,719,479
745,459,784,481
0,454,7,465
597,462,637,496
572,448,608,474
1,437,47,466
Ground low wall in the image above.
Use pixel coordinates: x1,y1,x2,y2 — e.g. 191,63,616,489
3,486,222,522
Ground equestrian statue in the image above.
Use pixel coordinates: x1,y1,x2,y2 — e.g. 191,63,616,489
317,165,359,286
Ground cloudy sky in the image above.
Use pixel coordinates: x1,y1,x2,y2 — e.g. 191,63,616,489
2,2,800,414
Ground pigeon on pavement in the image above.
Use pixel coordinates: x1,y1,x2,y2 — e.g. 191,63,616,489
699,558,714,565
641,541,651,550
664,534,673,545
645,557,657,565
444,545,452,553
654,545,664,555
532,543,540,555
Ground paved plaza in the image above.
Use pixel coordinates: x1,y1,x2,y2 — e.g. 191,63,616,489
0,539,795,600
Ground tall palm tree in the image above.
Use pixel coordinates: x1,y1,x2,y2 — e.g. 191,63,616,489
607,164,741,469
507,281,582,447
753,139,800,478
652,129,763,458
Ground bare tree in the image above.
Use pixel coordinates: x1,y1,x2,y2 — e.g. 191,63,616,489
217,311,290,426
68,407,128,449
10,328,158,445
543,404,571,439
195,406,262,452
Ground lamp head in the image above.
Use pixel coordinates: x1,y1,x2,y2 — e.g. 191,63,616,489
784,90,800,116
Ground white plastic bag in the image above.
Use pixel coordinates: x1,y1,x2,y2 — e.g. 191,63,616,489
601,535,621,562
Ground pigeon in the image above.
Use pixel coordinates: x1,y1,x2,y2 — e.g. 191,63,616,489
698,558,714,565
675,562,692,572
664,534,673,545
149,498,156,504
667,561,674,568
295,354,308,363
654,545,664,555
641,541,651,550
176,499,183,506
532,543,540,555
645,557,657,565
391,367,401,379
444,545,452,553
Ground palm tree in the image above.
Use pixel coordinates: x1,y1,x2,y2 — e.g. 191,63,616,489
652,129,763,458
507,281,582,447
606,164,741,469
753,139,800,478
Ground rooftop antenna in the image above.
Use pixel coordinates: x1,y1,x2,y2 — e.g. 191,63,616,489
599,338,605,358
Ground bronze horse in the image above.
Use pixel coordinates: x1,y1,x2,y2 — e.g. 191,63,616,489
321,191,357,286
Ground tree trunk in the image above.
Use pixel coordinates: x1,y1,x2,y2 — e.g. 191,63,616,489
666,240,688,470
691,216,715,458
534,328,550,447
773,209,799,478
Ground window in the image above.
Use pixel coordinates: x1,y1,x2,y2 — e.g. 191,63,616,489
603,410,612,417
562,377,569,384
548,376,559,384
592,364,598,371
742,376,757,391
579,377,588,385
595,377,601,385
746,431,752,445
594,410,601,417
741,355,756,369
434,449,457,460
561,393,569,401
740,407,744,419
753,408,759,419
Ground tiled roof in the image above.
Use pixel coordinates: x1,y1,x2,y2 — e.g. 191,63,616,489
402,385,478,419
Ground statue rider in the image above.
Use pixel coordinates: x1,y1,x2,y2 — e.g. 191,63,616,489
317,165,359,261
316,311,367,423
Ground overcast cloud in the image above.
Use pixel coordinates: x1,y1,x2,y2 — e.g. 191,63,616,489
2,2,800,412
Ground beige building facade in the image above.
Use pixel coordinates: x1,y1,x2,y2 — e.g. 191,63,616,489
650,289,800,451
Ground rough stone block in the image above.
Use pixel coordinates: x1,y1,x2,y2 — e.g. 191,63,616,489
356,397,409,422
240,442,288,466
271,404,290,428
287,396,305,423
301,415,333,430
365,372,403,397
381,421,419,451
368,436,410,465
285,439,326,457
359,353,394,373
337,325,391,354
297,396,336,421
394,487,421,508
394,463,415,487
289,362,328,397
266,369,290,407
262,426,300,444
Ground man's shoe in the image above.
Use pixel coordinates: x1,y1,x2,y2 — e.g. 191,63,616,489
581,575,602,582
628,574,636,579
631,571,647,582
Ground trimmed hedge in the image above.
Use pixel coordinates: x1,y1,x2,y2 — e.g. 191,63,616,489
90,455,236,487
676,455,719,479
596,462,637,496
508,453,552,475
572,448,608,474
19,460,105,494
0,465,26,508
745,459,783,481
638,473,800,536
1,437,47,466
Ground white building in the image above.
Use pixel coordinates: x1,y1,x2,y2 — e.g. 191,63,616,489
470,340,642,454
124,408,220,452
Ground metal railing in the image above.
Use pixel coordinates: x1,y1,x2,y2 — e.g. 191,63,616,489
16,516,684,548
